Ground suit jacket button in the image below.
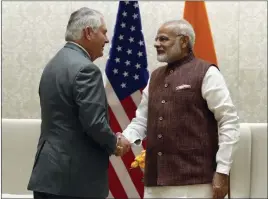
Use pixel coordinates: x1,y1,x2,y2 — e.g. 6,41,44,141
159,116,163,121
158,134,162,139
158,152,162,156
164,83,169,88
161,100,166,104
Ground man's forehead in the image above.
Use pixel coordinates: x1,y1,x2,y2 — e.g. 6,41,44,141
157,24,176,36
99,19,107,31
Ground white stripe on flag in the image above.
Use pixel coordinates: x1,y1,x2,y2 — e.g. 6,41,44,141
105,78,144,156
131,144,144,158
105,80,130,130
130,90,142,108
110,156,140,198
107,190,113,198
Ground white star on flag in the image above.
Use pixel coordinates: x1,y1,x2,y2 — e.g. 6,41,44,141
134,2,139,8
135,63,141,69
122,11,127,17
130,26,136,31
115,58,120,63
124,1,129,5
113,68,118,74
133,74,139,80
119,35,124,40
117,46,122,51
137,51,143,57
133,13,138,19
139,40,144,46
127,49,132,55
123,71,129,77
121,82,126,88
121,22,126,28
125,60,131,66
129,37,134,43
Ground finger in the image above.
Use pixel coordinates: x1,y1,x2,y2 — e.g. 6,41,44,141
221,186,228,199
212,187,219,199
114,149,121,156
212,189,216,199
122,145,129,154
215,185,228,199
214,187,225,199
117,149,123,156
116,132,122,136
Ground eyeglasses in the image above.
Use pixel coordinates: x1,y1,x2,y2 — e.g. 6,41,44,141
177,34,185,38
155,34,185,43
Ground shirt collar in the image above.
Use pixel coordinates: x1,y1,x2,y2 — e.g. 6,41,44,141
67,41,91,60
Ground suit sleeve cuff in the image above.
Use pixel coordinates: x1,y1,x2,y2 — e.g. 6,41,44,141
216,164,231,175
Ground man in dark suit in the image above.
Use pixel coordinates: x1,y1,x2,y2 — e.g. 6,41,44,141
27,7,130,199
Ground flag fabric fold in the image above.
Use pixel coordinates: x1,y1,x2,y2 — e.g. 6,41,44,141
105,1,149,198
183,1,218,65
106,1,149,100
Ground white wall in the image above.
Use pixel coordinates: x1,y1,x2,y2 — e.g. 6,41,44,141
2,1,267,122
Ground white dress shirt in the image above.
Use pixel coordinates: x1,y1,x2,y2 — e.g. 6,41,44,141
123,66,240,175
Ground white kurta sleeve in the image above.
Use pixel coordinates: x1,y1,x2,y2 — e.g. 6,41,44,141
122,81,149,145
202,66,240,175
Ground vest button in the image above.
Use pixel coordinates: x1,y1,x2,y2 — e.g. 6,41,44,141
164,83,168,88
158,134,162,139
159,117,163,121
161,100,166,104
158,152,162,156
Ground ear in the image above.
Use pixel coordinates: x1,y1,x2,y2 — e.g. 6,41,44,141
84,26,94,40
181,36,190,49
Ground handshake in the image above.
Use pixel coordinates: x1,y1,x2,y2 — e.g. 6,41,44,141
114,132,131,156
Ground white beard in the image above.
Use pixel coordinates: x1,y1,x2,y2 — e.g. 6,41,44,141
157,54,168,62
157,40,182,63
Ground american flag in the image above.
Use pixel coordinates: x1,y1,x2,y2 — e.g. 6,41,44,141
104,1,149,198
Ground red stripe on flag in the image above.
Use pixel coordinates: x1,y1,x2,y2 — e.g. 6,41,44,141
120,151,144,198
108,106,122,133
142,140,146,149
109,106,144,198
108,107,129,198
109,100,144,198
120,96,145,198
120,96,138,120
108,161,128,199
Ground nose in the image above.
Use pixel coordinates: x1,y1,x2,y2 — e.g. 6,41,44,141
154,40,160,48
105,36,109,44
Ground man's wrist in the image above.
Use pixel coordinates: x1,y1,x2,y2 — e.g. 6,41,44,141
216,164,230,175
122,131,142,145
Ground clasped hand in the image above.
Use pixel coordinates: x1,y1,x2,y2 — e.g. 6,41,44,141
114,133,131,156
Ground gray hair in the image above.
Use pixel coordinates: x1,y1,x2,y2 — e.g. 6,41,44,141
164,19,195,48
65,7,103,41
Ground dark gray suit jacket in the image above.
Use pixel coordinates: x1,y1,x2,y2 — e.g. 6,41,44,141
27,42,117,198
